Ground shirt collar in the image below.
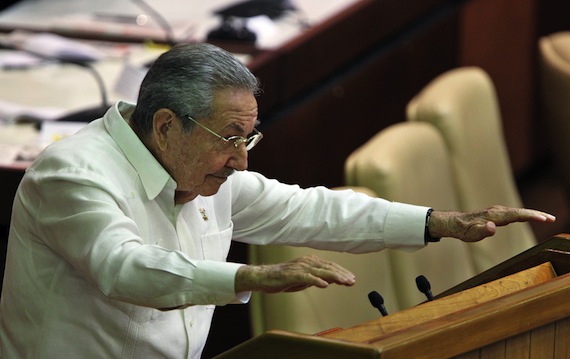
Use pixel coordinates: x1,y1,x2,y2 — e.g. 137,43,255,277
103,101,176,200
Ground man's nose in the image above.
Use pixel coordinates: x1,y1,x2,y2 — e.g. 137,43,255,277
228,146,248,171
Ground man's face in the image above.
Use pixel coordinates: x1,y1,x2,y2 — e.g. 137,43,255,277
158,88,259,203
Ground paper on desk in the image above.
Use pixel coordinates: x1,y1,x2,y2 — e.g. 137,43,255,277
39,121,87,145
0,123,41,165
0,50,47,69
114,62,148,102
2,30,106,62
0,99,68,123
0,121,88,166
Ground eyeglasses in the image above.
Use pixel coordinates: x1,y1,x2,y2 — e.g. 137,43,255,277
186,115,263,151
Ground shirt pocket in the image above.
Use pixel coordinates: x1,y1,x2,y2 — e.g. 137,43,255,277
200,222,233,261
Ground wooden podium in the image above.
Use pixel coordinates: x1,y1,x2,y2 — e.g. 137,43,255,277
215,234,570,358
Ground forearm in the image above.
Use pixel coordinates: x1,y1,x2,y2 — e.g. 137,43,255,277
232,172,428,252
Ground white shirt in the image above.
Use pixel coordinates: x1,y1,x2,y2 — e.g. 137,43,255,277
0,101,428,358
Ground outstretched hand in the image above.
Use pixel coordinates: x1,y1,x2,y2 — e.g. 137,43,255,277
429,205,556,242
235,255,356,294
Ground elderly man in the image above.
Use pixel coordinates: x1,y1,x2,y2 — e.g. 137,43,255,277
0,43,555,358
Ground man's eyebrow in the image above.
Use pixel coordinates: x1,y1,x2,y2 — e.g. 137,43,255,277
224,122,248,134
225,120,261,134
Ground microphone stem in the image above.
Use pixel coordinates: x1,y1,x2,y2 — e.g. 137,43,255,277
76,62,109,109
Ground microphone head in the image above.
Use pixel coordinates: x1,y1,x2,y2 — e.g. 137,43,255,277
368,290,389,316
415,275,431,293
368,290,384,308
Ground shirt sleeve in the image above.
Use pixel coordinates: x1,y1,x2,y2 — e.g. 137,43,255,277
382,201,430,250
22,166,244,309
229,171,428,253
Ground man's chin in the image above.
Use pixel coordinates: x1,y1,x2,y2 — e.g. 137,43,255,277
197,176,227,196
197,187,221,197
175,190,198,204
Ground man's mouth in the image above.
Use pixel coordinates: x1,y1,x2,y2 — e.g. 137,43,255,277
213,169,235,179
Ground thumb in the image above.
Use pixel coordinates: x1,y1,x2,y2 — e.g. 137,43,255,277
484,221,497,236
463,221,497,242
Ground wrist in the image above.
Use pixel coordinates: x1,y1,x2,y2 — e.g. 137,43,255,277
235,265,257,293
424,208,441,244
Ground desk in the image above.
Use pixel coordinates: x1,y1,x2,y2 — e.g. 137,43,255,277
0,0,357,49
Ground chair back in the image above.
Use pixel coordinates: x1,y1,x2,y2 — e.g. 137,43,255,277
539,32,570,205
406,67,535,271
345,121,479,309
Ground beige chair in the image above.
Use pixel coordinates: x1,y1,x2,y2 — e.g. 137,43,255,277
539,32,570,207
344,121,478,309
406,67,536,271
249,121,477,336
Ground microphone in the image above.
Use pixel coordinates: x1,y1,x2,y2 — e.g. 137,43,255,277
0,33,110,123
415,275,434,301
368,291,388,316
49,61,109,123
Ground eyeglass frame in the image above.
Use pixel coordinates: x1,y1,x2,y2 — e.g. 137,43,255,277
185,115,263,151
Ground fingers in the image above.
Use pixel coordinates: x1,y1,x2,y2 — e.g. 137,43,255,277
283,255,356,290
454,205,556,243
481,206,556,227
309,256,356,286
460,221,497,242
512,208,556,223
235,256,356,294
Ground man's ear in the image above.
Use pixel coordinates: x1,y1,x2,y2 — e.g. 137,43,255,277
153,108,177,151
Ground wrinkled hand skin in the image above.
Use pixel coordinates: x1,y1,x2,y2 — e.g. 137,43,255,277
235,255,356,294
429,205,556,242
